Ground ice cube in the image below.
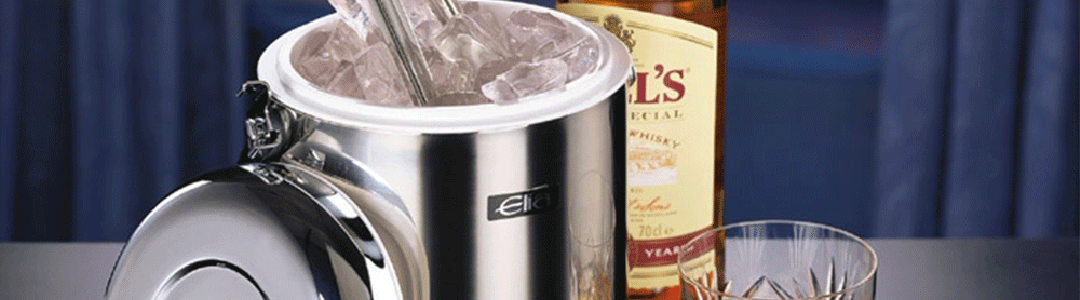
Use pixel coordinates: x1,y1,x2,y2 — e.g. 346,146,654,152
480,78,517,104
505,10,570,59
481,58,569,104
295,21,364,87
521,38,559,61
423,46,475,96
460,2,481,14
313,1,596,107
464,8,510,53
325,62,364,99
360,76,415,107
328,0,373,36
364,28,386,46
422,8,515,97
474,57,520,91
400,0,439,26
434,15,509,69
295,27,338,87
413,19,443,47
326,21,366,61
558,38,599,82
355,43,414,106
551,24,590,63
504,58,569,95
437,32,500,70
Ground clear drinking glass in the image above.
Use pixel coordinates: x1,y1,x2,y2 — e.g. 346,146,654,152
570,171,615,300
678,220,878,300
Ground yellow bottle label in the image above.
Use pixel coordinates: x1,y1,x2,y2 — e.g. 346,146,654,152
559,3,719,289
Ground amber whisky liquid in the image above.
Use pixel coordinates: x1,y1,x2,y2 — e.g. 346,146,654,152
557,0,726,299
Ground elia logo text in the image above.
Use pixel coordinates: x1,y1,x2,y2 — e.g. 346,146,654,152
487,185,558,221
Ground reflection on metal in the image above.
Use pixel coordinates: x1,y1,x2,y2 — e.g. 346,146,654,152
105,1,633,299
105,164,412,300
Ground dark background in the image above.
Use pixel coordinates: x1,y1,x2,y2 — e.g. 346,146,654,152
0,0,1076,241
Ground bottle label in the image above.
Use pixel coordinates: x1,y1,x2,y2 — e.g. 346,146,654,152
558,3,719,289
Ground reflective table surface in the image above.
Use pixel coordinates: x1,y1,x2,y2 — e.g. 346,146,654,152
0,239,1077,299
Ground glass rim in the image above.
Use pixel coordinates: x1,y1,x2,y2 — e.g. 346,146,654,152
676,219,879,300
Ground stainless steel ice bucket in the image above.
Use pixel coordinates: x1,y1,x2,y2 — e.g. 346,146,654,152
104,1,632,299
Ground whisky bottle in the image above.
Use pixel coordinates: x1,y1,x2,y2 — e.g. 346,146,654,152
557,0,726,299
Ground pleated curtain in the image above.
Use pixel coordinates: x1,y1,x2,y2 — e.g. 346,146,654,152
876,0,1078,237
0,0,247,241
2,0,1077,241
0,0,17,241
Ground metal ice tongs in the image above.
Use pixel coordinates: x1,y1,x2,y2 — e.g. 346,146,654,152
331,0,462,106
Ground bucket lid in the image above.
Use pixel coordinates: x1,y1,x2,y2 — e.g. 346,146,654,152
105,163,425,300
256,0,632,134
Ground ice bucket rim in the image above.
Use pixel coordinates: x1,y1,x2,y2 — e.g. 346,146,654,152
255,0,632,134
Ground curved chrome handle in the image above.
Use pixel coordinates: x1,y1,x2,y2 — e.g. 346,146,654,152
280,162,430,300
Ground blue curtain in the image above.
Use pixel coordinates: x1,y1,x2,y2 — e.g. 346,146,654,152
2,0,76,241
3,0,1076,241
876,0,1078,237
724,0,884,238
0,0,17,241
0,0,247,241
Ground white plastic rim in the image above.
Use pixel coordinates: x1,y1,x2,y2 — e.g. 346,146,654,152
256,0,633,134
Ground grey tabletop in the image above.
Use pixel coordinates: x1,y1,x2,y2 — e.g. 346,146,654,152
0,239,1076,299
